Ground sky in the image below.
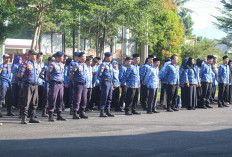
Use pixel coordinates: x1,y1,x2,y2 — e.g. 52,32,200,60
184,0,227,39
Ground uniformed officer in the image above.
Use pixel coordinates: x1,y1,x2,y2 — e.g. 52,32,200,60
111,60,120,111
218,55,230,108
163,54,180,112
139,55,154,110
85,56,93,111
179,58,188,108
63,57,72,108
67,52,79,115
11,56,22,109
0,54,13,117
199,55,214,109
70,52,88,119
18,50,40,124
97,52,114,117
124,54,141,115
210,55,218,104
39,57,55,117
144,58,160,114
119,57,132,112
47,51,66,122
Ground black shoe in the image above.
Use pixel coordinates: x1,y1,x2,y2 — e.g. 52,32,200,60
100,110,107,117
42,109,48,117
48,112,55,122
218,105,224,108
132,111,141,115
172,108,179,111
206,105,213,108
147,111,153,114
69,107,73,115
73,112,80,119
21,116,27,124
6,111,15,116
201,105,207,109
106,109,114,117
80,111,88,119
187,107,192,110
125,111,133,115
223,105,229,107
57,112,66,121
0,112,2,118
29,118,40,123
167,108,173,112
152,110,160,113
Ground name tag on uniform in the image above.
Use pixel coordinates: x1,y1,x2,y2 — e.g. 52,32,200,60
75,67,78,71
101,66,105,72
28,65,33,69
70,66,73,71
22,67,26,72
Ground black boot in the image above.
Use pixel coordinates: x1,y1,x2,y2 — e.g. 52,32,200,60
79,111,88,119
100,109,107,117
48,112,55,122
21,116,27,124
29,115,40,123
73,111,80,119
0,108,3,118
42,109,48,117
57,111,66,121
70,106,73,115
6,108,15,116
153,108,160,113
106,109,114,117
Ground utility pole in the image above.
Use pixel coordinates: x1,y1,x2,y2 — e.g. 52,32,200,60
78,13,81,51
121,26,124,65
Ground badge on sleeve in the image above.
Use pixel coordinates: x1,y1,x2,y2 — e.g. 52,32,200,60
49,66,53,72
70,66,73,71
22,67,26,72
75,66,78,71
101,66,105,72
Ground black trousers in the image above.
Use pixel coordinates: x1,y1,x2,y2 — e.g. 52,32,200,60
186,84,197,109
147,88,158,112
86,88,92,110
229,85,232,103
140,84,149,109
112,86,120,110
89,85,101,110
21,83,38,117
218,83,229,107
119,85,127,110
181,86,188,108
166,84,178,109
125,87,139,112
196,86,202,106
200,82,212,106
38,85,44,109
12,83,20,108
63,86,69,108
210,85,217,103
160,83,167,106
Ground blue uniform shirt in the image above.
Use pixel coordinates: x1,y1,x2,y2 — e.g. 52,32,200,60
179,68,186,87
144,65,159,89
113,67,120,87
199,62,213,83
212,64,218,86
11,64,20,83
195,66,201,84
218,64,230,84
64,66,71,85
67,61,76,85
163,63,180,84
97,61,113,83
0,63,11,87
86,65,93,88
119,65,127,85
71,62,88,83
140,63,151,82
159,62,171,83
19,60,39,83
39,65,49,89
92,65,100,87
125,64,140,88
47,62,64,82
37,62,45,85
184,67,198,84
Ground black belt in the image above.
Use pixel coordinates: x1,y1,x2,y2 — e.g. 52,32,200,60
51,80,63,84
75,82,86,85
104,79,113,81
24,81,38,86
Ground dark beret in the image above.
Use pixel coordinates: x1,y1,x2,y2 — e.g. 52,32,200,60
73,52,80,57
133,54,140,58
153,58,160,62
96,57,101,60
78,52,86,57
125,57,132,61
105,52,112,57
48,57,55,62
55,51,65,57
165,58,171,62
3,54,10,59
28,49,37,55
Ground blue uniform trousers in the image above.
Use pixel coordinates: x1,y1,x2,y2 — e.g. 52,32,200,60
73,83,87,112
100,81,113,110
48,82,64,113
69,83,74,108
0,86,11,110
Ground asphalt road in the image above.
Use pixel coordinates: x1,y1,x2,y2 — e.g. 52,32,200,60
1,104,232,157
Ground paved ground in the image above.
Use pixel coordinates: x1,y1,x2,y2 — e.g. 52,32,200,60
1,104,232,157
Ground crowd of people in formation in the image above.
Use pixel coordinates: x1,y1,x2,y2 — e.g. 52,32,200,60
0,49,231,124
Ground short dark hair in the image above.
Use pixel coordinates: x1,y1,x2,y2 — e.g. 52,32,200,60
36,52,43,58
86,57,93,62
223,55,229,60
171,55,178,60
